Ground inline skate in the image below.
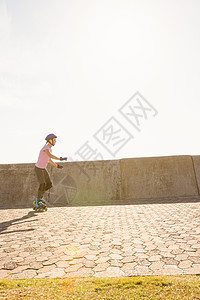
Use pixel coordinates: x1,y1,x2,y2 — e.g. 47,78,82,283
33,197,47,212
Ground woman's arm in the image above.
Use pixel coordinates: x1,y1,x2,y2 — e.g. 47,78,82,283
48,159,58,168
44,149,60,160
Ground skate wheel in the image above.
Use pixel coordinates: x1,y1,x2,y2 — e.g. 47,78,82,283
44,207,47,211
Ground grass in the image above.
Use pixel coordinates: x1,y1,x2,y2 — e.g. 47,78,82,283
0,275,200,299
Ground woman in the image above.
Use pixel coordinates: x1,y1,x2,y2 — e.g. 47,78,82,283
34,133,67,211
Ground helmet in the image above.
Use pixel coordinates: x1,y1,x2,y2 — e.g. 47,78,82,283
45,134,57,141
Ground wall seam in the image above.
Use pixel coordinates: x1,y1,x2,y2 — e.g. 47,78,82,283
119,159,123,200
191,156,200,195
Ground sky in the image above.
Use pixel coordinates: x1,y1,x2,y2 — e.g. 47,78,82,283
0,0,200,164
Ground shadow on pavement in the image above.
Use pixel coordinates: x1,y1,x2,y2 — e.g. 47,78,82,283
0,211,37,234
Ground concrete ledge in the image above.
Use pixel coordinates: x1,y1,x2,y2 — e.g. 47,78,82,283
48,160,121,207
0,155,199,208
120,155,199,199
0,163,38,208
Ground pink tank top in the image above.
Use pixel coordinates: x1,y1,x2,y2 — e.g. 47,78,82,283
35,144,52,169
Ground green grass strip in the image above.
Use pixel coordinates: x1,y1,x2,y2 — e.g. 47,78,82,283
0,275,200,299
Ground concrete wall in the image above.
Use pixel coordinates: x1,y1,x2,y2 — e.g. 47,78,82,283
48,160,121,207
0,163,38,208
0,160,121,208
0,155,199,208
120,156,199,199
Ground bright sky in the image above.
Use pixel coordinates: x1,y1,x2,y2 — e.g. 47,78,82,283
0,0,200,164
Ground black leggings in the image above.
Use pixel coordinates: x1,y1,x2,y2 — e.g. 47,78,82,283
35,166,53,199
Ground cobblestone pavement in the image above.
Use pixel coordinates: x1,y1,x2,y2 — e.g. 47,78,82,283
0,199,200,279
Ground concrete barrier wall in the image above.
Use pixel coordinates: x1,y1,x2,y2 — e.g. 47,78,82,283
0,163,38,208
120,155,199,199
0,160,121,208
0,155,199,208
49,160,121,207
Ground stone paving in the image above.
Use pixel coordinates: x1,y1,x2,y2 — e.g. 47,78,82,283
0,198,200,279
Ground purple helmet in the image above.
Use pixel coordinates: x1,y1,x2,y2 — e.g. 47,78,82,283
45,134,57,141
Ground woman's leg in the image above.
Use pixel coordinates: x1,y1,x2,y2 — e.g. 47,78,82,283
35,166,46,199
43,169,53,192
